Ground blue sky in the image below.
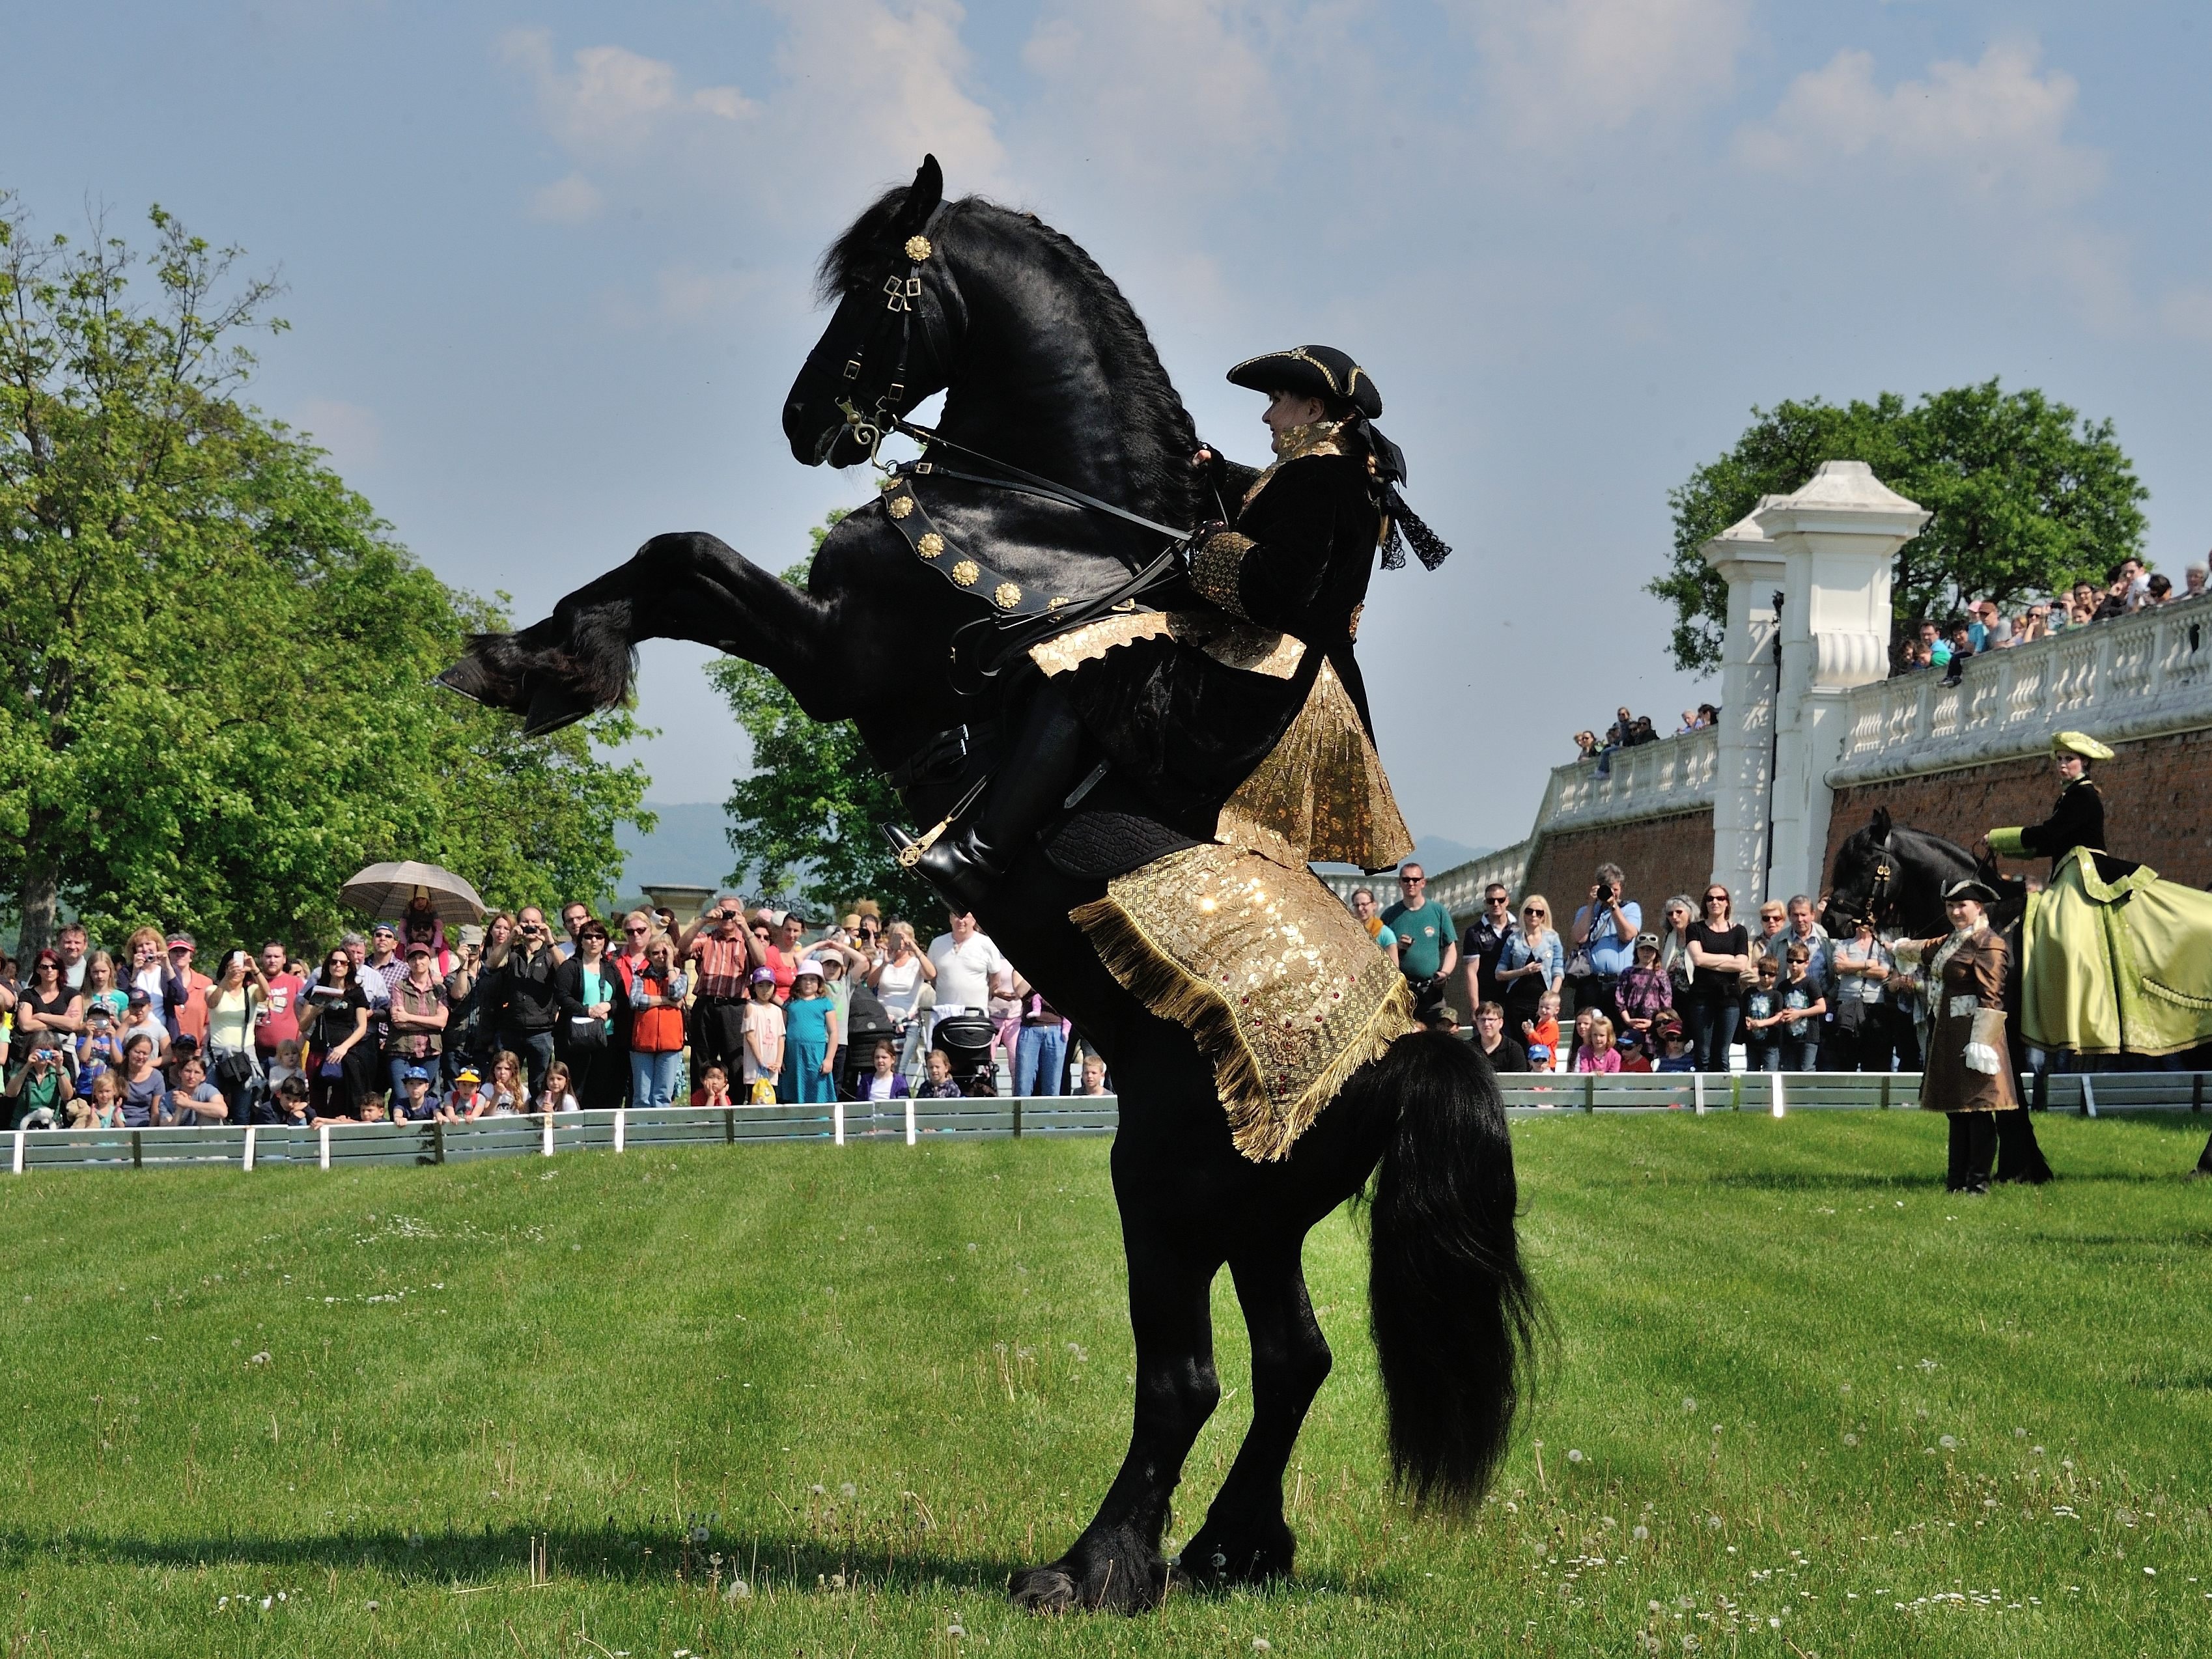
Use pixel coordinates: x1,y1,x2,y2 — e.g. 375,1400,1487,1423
14,2,2212,854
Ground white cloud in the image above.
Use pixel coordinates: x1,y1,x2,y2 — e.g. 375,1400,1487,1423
2159,287,2212,344
1021,0,1287,175
528,171,604,223
500,28,755,157
501,7,1005,225
296,398,384,471
1463,0,1753,146
1733,41,2101,207
763,0,1005,197
656,263,766,324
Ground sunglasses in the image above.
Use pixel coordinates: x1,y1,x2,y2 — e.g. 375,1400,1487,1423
624,924,649,934
751,927,771,938
1705,895,1729,904
1522,907,1545,916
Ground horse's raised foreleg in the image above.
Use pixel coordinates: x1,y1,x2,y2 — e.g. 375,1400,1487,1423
440,530,842,734
1180,1239,1328,1587
1011,1223,1220,1615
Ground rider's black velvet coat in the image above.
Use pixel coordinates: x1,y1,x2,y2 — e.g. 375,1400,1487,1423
2017,777,2107,874
1049,437,1383,826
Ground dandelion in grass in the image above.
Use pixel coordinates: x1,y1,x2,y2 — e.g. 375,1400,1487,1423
1940,1435,1957,1449
1843,1433,1858,1446
1634,1526,1650,1541
1683,1398,1696,1413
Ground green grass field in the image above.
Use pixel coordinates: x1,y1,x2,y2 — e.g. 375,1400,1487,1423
4,1111,2209,1657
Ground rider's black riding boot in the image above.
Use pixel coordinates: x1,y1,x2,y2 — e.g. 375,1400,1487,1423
891,686,1087,915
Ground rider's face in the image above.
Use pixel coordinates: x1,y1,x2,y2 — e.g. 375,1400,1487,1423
2056,753,2086,782
1262,391,1328,437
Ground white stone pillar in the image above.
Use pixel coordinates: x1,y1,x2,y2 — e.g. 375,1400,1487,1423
1756,462,1929,900
1700,503,1787,910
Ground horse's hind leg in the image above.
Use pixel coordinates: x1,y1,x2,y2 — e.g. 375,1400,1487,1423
1011,1222,1220,1615
1181,1238,1328,1587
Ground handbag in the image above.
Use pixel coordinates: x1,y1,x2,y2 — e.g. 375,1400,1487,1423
213,1051,257,1091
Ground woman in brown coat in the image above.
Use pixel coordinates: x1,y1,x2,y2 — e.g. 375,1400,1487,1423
1896,878,2019,1193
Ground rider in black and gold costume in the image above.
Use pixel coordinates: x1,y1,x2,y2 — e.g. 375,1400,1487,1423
901,346,1447,910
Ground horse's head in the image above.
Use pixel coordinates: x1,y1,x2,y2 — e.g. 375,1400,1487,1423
783,155,960,469
1823,807,1897,934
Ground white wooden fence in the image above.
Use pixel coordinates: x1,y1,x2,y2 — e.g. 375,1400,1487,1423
10,1072,2203,1175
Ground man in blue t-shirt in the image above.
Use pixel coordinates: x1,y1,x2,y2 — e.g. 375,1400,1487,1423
1570,861,1643,1027
1379,863,1458,1017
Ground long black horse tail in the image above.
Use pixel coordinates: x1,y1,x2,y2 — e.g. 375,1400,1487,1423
1355,1027,1539,1509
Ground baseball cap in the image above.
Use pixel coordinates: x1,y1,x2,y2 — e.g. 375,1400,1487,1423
458,924,485,947
127,986,152,1006
455,1066,481,1084
402,1065,432,1083
86,1003,113,1020
749,967,776,985
371,921,399,938
404,940,432,957
166,932,195,950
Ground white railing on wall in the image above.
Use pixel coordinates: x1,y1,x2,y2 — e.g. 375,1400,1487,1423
1544,725,1719,834
1829,596,2212,787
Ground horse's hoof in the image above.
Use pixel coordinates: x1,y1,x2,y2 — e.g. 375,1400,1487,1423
1179,1513,1296,1588
1009,1566,1080,1615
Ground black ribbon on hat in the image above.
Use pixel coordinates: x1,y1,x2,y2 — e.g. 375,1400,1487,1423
1354,419,1452,572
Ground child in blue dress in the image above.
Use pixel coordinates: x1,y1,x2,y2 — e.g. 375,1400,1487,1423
779,961,842,1105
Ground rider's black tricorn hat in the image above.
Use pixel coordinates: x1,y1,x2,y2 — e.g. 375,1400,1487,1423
1942,878,2001,905
1226,345,1382,419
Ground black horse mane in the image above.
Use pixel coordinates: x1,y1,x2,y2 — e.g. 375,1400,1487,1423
819,186,1203,527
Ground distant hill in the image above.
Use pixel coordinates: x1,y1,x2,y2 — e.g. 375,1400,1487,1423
1313,833,1491,879
619,807,1491,900
617,802,738,890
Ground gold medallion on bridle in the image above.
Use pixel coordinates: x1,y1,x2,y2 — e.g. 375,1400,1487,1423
904,235,933,262
887,495,914,519
921,534,947,559
950,558,979,586
994,581,1023,609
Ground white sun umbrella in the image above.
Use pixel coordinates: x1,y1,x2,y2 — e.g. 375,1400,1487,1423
339,861,488,927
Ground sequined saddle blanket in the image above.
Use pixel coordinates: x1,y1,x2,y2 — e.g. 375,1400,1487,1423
1070,843,1416,1162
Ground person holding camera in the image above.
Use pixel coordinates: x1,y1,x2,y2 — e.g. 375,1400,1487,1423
679,895,770,1087
1569,863,1641,1027
485,904,563,1096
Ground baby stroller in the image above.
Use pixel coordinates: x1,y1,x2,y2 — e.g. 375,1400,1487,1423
929,1011,1000,1096
839,984,899,1100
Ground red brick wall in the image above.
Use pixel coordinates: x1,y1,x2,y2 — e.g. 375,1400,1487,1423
1823,729,2212,889
1520,809,1718,932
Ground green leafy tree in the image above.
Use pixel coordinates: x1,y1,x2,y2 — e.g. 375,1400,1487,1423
709,515,940,924
1651,382,2149,673
0,194,652,952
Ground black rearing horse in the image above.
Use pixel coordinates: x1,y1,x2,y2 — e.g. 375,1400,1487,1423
441,157,1536,1613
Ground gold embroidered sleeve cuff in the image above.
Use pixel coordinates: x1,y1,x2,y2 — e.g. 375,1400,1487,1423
1190,531,1257,620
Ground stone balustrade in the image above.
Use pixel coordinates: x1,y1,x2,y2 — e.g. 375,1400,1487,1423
1829,595,2212,787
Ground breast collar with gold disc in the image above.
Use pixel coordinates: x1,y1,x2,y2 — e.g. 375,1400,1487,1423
873,464,1078,619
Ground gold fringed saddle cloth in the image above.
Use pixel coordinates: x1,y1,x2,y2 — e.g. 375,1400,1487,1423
1072,843,1416,1162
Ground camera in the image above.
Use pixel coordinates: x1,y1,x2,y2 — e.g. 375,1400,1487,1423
1597,881,1616,904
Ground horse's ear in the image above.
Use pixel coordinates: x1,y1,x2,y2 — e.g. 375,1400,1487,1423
1869,805,1892,846
898,155,944,233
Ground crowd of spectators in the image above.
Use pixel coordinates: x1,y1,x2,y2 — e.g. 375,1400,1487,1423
1571,704,1718,771
0,897,1111,1133
1894,558,2207,681
1355,858,1934,1078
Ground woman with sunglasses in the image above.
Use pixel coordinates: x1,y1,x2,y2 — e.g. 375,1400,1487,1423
1683,885,1754,1072
554,918,628,1109
1492,896,1562,1042
12,949,85,1071
302,948,372,1121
